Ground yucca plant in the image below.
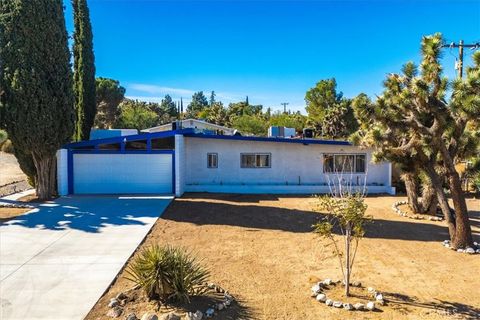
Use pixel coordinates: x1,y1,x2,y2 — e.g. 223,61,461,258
125,245,209,304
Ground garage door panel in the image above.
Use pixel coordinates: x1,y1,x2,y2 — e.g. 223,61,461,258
73,153,172,194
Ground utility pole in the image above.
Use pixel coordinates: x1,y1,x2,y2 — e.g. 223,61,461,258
442,40,479,78
281,102,289,114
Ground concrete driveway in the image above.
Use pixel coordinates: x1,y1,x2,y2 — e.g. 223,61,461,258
0,195,172,320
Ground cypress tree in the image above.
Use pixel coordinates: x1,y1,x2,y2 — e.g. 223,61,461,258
73,0,96,141
0,0,75,199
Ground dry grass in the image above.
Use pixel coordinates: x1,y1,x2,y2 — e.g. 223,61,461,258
86,194,480,320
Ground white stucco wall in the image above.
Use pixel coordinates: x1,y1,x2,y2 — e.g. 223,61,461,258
184,137,393,194
175,135,186,196
56,149,68,196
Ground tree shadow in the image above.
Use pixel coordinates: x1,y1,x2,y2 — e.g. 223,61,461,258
384,291,480,320
0,195,172,233
164,195,479,242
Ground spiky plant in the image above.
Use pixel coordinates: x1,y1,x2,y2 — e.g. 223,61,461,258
125,245,209,304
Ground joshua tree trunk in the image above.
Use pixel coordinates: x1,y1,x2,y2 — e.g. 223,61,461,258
32,153,57,200
438,144,473,248
403,172,422,213
419,181,438,215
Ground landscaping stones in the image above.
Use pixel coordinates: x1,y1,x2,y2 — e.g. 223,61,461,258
316,293,327,302
108,298,119,308
126,314,138,320
311,278,383,312
391,200,443,222
311,283,322,294
353,303,365,310
343,303,353,311
366,301,375,311
465,247,475,254
442,239,480,255
186,311,203,320
106,306,123,318
140,313,158,320
333,301,342,308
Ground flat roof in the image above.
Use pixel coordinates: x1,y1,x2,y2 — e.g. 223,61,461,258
64,128,351,149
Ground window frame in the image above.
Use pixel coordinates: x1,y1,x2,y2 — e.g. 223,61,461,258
240,153,271,168
323,153,366,173
207,153,218,169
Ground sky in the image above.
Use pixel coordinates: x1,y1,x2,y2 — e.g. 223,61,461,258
64,0,480,113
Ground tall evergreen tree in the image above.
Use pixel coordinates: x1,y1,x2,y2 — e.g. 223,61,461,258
72,0,96,141
0,0,75,199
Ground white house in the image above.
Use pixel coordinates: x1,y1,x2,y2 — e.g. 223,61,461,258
57,124,394,197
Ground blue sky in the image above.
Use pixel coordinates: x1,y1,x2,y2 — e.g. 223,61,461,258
65,0,480,113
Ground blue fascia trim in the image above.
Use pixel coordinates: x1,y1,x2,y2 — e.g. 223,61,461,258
71,150,174,155
183,133,351,146
64,128,194,149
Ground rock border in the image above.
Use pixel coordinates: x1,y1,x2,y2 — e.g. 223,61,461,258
105,283,235,320
442,240,480,255
310,278,384,312
391,200,443,221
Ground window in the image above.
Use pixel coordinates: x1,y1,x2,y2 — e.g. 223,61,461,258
125,140,147,150
151,137,174,150
241,153,271,168
323,154,366,173
207,153,218,168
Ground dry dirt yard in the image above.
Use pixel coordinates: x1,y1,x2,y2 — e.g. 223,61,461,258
86,194,480,320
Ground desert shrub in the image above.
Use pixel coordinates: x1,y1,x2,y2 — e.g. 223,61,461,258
0,130,7,147
126,245,209,303
1,139,14,153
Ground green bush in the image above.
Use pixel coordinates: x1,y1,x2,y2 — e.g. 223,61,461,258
1,139,14,153
126,245,209,303
0,130,7,147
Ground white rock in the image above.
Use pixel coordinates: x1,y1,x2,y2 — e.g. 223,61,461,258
216,303,224,311
108,298,119,308
352,281,361,287
343,303,353,311
141,313,158,320
476,249,480,254
225,299,231,306
333,301,342,308
325,299,333,306
474,241,478,246
316,293,327,302
186,311,203,320
107,306,123,318
375,293,384,301
126,314,138,320
457,249,465,253
366,301,375,311
323,278,332,285
311,284,321,294
353,303,365,310
367,287,375,293
465,247,475,254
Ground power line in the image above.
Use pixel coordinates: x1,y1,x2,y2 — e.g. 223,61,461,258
441,40,480,78
280,102,289,114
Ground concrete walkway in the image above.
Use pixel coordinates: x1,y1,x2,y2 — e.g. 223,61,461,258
0,195,172,319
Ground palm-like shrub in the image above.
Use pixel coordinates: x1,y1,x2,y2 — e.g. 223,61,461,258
126,245,209,303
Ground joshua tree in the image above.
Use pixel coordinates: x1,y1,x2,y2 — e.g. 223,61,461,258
351,34,478,248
